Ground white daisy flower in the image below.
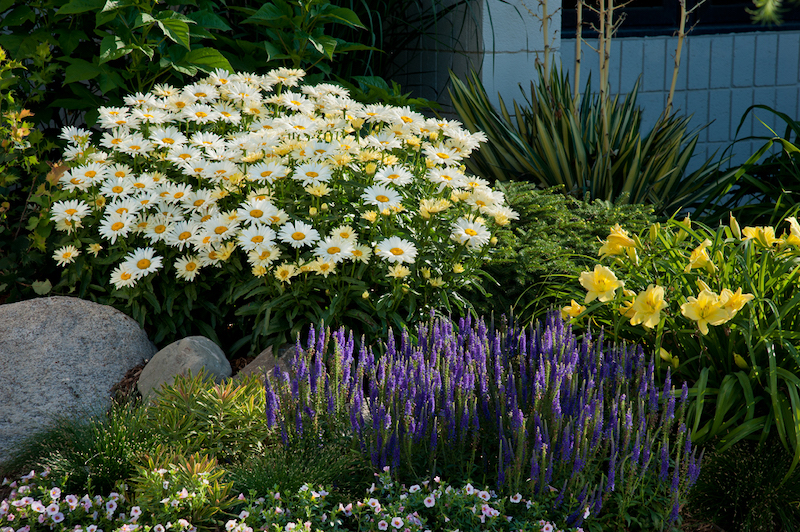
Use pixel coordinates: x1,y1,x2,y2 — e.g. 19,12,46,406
118,135,154,156
163,221,199,250
182,103,219,123
100,178,134,199
98,213,134,244
310,258,335,277
53,245,80,267
99,128,129,150
110,263,138,289
278,220,319,248
106,197,142,217
451,218,491,248
183,83,219,103
426,167,465,192
51,199,91,223
152,83,179,97
123,247,163,278
174,255,202,281
423,143,462,165
237,225,277,252
182,189,217,212
214,102,242,124
374,165,414,186
190,132,225,151
167,146,204,165
132,107,169,124
59,126,92,145
207,68,233,86
375,236,417,264
350,244,372,264
144,215,174,244
247,246,281,267
149,126,187,148
294,162,332,186
361,185,402,209
238,198,275,225
164,93,195,112
248,160,289,183
314,235,353,263
330,225,357,243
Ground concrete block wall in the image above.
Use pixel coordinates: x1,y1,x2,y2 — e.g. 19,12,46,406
556,32,800,168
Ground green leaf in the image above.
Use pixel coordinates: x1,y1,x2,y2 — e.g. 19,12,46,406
310,35,337,60
56,0,105,15
186,10,232,31
324,7,366,29
63,59,102,83
3,6,35,26
99,35,132,63
181,48,232,73
32,279,52,295
157,19,191,50
133,12,156,29
242,3,287,25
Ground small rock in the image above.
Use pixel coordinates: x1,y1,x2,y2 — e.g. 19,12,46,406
233,344,295,383
137,336,231,398
0,296,155,467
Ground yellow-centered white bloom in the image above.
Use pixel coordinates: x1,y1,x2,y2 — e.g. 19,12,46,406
53,245,80,266
375,236,417,264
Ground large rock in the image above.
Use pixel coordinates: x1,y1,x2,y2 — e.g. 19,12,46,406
233,344,295,383
137,336,231,398
0,296,155,467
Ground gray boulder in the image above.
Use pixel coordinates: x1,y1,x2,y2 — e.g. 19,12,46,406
233,344,295,383
0,296,155,467
137,336,230,398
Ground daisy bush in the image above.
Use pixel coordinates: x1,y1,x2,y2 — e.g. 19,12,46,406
559,214,800,468
46,67,514,349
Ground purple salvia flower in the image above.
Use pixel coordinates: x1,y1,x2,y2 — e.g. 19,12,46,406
264,375,279,428
660,444,669,481
606,441,616,492
666,393,675,422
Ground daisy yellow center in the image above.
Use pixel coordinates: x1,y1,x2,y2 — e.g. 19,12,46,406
437,152,449,159
327,246,341,254
116,208,128,214
442,175,452,181
111,222,124,231
115,171,126,178
162,138,174,144
195,92,207,98
160,191,171,197
465,228,478,236
320,264,331,271
401,116,413,123
111,138,122,144
201,214,212,222
129,145,141,151
179,153,192,160
292,231,306,241
467,181,479,188
121,272,132,280
202,236,212,244
193,199,205,207
173,192,184,199
178,231,191,240
269,216,280,223
306,171,319,178
70,178,83,185
85,171,97,178
353,249,363,256
63,252,73,259
195,111,208,118
251,235,264,243
388,174,400,180
259,251,272,259
112,186,124,193
291,100,302,105
208,251,218,260
214,226,228,235
376,195,389,203
260,171,273,177
250,209,263,218
115,120,126,125
154,225,167,234
390,247,404,256
185,262,197,271
476,200,486,206
65,208,77,215
137,259,151,269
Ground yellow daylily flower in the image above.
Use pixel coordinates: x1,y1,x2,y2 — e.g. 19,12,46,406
598,224,636,259
618,289,637,319
742,225,782,247
720,287,755,316
629,284,668,329
680,289,731,335
561,299,587,320
579,265,624,303
785,216,800,247
685,239,716,273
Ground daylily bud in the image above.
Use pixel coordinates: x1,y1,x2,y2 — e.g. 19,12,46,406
659,348,673,364
671,355,680,369
734,353,749,370
730,213,741,239
362,290,370,299
649,223,660,243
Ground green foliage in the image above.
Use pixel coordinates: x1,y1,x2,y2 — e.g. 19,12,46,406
559,214,800,476
130,448,235,532
145,372,270,463
688,438,800,532
696,104,800,227
0,401,157,495
449,67,731,216
471,181,654,322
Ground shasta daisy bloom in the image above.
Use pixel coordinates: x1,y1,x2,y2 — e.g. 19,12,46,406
265,67,305,87
305,183,332,197
60,126,92,145
374,165,414,186
214,102,242,124
110,263,138,289
278,220,319,248
174,255,202,281
350,244,371,264
237,225,277,252
99,213,134,244
331,225,358,242
163,221,198,250
314,236,353,263
149,126,187,148
579,264,624,303
279,91,314,114
248,246,280,267
423,143,462,165
182,103,218,123
184,83,219,103
274,263,299,283
100,178,134,199
375,236,417,264
118,135,154,156
132,107,168,124
53,245,80,266
190,131,225,150
362,185,402,209
248,160,289,183
167,146,203,164
426,167,464,192
310,258,336,277
294,162,332,186
51,199,91,223
123,247,163,278
183,189,216,211
451,218,491,248
144,215,174,243
238,199,275,225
